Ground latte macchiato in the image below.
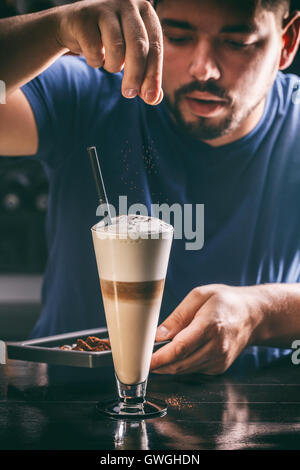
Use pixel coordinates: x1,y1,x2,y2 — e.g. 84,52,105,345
92,215,173,385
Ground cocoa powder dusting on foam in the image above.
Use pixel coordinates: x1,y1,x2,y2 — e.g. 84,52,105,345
96,215,173,236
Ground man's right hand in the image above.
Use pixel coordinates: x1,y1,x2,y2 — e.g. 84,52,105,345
0,0,163,156
56,0,163,105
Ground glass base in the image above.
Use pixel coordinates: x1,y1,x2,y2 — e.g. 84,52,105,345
96,398,167,420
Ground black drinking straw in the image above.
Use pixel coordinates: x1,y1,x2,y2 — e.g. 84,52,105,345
87,146,112,225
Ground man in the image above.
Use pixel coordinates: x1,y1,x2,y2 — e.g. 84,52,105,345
0,0,300,376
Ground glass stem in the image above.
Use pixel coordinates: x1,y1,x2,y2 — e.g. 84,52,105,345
115,375,147,413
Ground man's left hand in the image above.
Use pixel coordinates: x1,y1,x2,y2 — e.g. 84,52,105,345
150,284,265,375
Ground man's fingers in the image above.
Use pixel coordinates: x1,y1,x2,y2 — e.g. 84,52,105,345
75,20,105,68
120,5,149,98
151,336,214,375
60,1,163,104
139,2,163,104
151,341,230,376
151,314,211,371
98,13,125,73
155,287,214,341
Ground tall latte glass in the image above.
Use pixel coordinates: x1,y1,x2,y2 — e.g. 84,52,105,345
91,215,173,419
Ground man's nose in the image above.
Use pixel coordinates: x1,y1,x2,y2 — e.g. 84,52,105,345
189,38,221,82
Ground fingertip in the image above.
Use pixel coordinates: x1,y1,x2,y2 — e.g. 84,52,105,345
123,88,138,98
145,88,163,105
153,88,164,105
155,324,169,341
86,56,105,68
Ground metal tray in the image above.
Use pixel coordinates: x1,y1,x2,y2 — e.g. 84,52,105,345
3,327,168,368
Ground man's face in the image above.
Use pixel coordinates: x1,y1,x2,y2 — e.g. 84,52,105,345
157,0,284,143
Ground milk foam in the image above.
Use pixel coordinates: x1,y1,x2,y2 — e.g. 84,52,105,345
94,215,173,237
92,215,173,282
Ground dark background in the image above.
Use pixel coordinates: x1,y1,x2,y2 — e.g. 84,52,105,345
0,0,299,339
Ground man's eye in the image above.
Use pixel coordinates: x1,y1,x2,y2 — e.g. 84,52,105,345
224,40,253,49
166,36,193,45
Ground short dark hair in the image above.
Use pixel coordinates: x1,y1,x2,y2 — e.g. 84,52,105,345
151,0,299,13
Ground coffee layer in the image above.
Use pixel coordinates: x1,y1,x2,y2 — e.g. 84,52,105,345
100,279,165,301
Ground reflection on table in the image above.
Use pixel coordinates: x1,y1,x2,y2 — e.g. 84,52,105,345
1,353,300,450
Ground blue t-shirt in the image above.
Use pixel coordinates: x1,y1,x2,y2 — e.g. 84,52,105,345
21,56,300,372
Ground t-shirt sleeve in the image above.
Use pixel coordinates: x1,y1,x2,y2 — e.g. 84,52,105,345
21,55,122,169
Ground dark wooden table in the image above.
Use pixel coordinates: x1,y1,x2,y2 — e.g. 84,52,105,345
1,354,300,450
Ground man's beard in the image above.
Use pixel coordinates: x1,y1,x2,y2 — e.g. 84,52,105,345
163,80,263,142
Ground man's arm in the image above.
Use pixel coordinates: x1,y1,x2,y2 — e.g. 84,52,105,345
249,283,300,348
0,9,67,98
0,0,163,156
0,8,66,156
150,283,300,375
0,90,39,156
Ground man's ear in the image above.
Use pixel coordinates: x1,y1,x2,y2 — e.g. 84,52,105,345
279,11,300,70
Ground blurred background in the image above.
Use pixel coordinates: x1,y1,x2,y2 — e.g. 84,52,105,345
0,0,80,340
0,0,299,341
